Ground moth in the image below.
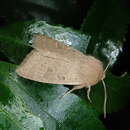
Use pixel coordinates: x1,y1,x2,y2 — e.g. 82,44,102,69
16,35,109,118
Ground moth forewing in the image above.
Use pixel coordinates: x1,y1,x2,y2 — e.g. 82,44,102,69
32,35,86,62
16,49,86,85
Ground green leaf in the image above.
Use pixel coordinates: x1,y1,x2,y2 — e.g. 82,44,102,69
1,0,129,129
0,61,105,130
82,0,129,40
0,21,129,114
79,0,130,114
0,111,21,130
0,20,129,129
0,21,32,64
0,21,122,66
0,63,57,130
0,21,90,64
81,0,129,62
91,73,130,114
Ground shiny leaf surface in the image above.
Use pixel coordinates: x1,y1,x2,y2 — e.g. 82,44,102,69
0,61,105,130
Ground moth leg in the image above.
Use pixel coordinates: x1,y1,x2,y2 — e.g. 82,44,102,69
86,86,92,103
61,85,85,98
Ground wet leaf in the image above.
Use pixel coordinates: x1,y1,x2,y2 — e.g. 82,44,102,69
81,0,129,65
0,61,105,130
0,5,130,128
0,21,130,117
0,21,91,64
91,73,130,114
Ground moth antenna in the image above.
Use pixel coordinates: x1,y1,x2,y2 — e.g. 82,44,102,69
87,86,92,103
102,79,107,118
104,61,111,73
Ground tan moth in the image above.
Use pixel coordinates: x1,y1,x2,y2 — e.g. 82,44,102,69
16,35,109,118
